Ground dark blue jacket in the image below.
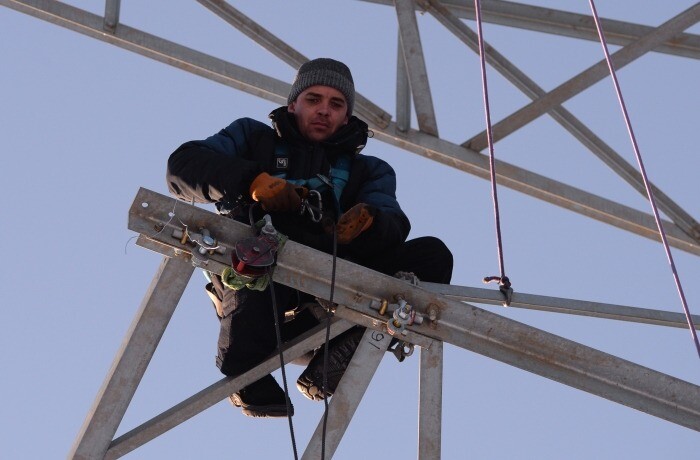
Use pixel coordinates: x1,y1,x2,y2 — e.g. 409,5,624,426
167,106,410,259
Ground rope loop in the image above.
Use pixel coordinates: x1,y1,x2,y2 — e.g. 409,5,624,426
483,275,513,307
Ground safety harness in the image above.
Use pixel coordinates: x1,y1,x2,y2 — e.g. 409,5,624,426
268,138,352,215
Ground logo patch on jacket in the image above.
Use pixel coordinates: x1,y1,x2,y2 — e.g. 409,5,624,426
276,158,288,169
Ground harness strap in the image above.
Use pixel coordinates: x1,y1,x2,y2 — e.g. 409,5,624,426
271,141,351,214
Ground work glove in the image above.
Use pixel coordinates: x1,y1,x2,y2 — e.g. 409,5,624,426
332,203,376,244
249,172,306,212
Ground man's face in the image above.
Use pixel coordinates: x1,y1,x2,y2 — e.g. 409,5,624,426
288,85,349,142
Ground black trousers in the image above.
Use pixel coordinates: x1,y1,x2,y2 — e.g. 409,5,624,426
215,236,453,376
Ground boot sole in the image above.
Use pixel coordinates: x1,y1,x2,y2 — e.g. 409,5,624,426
296,374,331,401
229,394,293,418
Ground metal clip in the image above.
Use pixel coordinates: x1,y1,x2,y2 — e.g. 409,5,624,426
172,227,226,266
300,189,323,223
387,298,412,336
190,228,220,254
389,339,414,362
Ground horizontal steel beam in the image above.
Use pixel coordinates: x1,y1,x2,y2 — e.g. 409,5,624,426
359,0,700,60
128,188,700,432
423,282,700,330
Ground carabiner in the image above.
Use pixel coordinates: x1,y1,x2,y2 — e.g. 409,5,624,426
300,189,323,223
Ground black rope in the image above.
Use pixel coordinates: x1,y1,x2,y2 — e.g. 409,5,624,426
321,224,338,460
248,200,339,458
268,265,299,460
247,204,298,458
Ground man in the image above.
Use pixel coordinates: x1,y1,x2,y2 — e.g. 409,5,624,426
167,58,453,418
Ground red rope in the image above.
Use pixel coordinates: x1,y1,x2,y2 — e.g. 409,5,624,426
473,0,512,304
589,0,700,359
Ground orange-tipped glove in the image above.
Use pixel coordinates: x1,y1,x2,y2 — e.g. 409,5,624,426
334,203,376,244
249,172,306,212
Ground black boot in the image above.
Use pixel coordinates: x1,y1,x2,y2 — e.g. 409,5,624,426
229,374,293,418
296,327,364,401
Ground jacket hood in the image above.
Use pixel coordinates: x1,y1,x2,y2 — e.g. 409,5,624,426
269,106,368,155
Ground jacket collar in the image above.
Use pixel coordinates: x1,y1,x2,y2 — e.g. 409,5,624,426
269,106,368,155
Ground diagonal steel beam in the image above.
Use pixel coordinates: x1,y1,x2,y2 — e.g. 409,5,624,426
374,123,700,256
464,3,700,151
70,256,195,460
1,0,289,102
128,188,700,432
105,319,355,459
395,0,439,136
419,0,700,241
0,0,391,128
301,329,392,459
195,0,391,128
196,0,306,68
359,0,700,60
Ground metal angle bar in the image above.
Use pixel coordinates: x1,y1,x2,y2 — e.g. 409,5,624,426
106,320,355,459
2,0,391,128
129,192,434,350
418,341,443,460
373,124,700,256
396,33,412,132
7,0,388,128
420,0,700,242
395,0,439,136
103,0,120,32
195,0,391,128
69,256,195,460
275,244,700,433
301,329,392,460
196,0,306,68
464,3,700,152
358,0,700,60
129,188,700,431
422,282,700,330
334,303,435,349
2,0,288,105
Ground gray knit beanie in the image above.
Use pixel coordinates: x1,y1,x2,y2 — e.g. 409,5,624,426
287,58,355,115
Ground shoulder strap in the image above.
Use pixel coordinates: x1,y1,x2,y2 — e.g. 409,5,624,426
267,133,353,213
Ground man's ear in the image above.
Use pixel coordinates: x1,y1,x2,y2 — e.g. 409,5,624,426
288,102,296,113
343,115,349,125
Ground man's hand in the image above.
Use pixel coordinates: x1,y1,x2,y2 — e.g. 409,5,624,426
334,203,376,244
249,172,305,212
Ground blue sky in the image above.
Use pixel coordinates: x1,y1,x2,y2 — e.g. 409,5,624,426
2,1,699,458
